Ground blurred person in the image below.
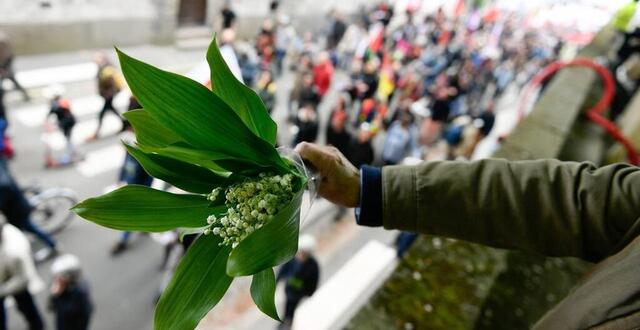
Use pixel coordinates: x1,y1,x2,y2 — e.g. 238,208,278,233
336,20,367,69
255,70,277,114
49,254,92,330
326,97,351,155
91,53,123,140
0,86,12,160
274,15,295,75
111,130,153,256
256,19,275,66
269,0,280,16
238,51,259,87
613,0,639,36
0,156,59,261
45,86,77,166
290,72,320,120
295,142,640,330
346,123,374,169
429,74,457,122
326,10,347,52
354,59,380,101
292,103,319,145
0,219,45,330
382,110,419,165
312,51,334,98
277,235,319,330
0,32,29,101
220,1,236,30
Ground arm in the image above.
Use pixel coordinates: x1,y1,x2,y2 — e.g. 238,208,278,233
384,159,640,262
295,143,640,263
0,257,29,297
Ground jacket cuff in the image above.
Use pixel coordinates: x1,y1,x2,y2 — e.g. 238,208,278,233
355,165,383,227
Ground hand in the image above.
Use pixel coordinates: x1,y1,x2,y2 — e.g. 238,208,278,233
295,142,360,208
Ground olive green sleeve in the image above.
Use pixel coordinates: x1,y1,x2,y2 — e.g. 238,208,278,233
381,159,640,262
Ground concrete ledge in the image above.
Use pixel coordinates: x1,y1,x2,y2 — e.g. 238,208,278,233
293,241,397,330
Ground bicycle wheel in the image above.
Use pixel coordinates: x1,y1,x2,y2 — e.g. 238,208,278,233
30,191,78,235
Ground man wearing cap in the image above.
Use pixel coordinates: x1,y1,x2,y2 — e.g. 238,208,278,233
49,254,93,330
276,235,320,329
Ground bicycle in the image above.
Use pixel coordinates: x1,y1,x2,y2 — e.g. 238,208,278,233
23,183,78,235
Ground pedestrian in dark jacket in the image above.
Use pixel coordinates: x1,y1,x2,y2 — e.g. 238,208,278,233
346,124,375,169
49,254,92,330
326,98,351,155
277,235,319,329
292,104,319,146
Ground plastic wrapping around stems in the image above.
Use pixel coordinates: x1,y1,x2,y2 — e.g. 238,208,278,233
277,147,319,225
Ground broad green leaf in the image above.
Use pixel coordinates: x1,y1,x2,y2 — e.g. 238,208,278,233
116,48,286,171
139,142,228,172
124,143,231,194
250,268,280,321
72,185,223,232
155,234,233,330
139,142,259,174
123,110,182,149
207,38,277,145
226,189,303,276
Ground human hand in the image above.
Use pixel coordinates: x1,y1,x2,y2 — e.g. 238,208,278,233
294,142,360,208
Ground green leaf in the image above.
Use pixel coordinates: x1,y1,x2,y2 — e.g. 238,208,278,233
250,268,280,321
226,189,303,276
155,234,233,330
207,38,277,145
72,185,223,232
124,143,231,194
123,110,182,149
140,142,229,172
116,48,285,171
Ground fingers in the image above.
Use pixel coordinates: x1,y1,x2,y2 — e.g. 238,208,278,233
295,142,332,172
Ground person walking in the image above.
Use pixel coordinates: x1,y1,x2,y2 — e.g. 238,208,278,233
0,156,59,261
0,219,45,330
111,112,153,255
296,142,640,329
46,87,77,166
276,235,319,330
90,53,122,140
0,32,29,101
49,254,93,330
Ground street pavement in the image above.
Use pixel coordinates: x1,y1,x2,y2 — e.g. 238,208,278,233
2,44,399,330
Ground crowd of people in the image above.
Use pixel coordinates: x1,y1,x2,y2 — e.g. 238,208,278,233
2,0,639,328
215,1,568,325
226,2,563,173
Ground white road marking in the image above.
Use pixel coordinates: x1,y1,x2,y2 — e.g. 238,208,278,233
9,63,98,89
76,144,126,178
12,92,130,128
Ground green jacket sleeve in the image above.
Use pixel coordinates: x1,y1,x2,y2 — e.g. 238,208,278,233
381,159,640,263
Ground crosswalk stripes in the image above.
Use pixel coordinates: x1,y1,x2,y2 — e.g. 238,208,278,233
2,62,98,90
12,93,130,128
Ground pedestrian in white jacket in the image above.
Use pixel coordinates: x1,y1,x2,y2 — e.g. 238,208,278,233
0,220,45,330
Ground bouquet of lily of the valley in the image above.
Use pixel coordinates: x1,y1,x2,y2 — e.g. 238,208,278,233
72,39,312,329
